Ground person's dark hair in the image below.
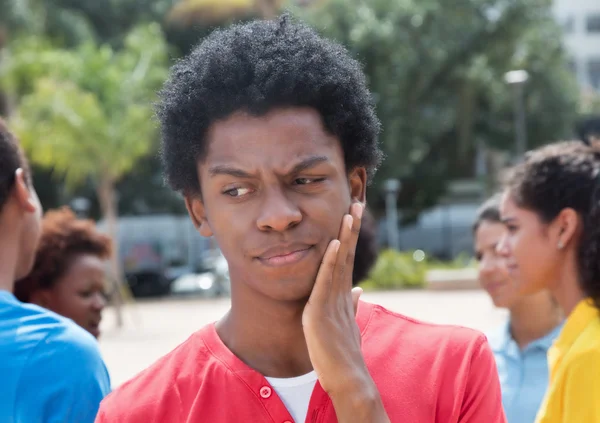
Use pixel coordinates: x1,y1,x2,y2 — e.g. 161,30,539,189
503,140,600,310
0,118,29,213
157,15,383,195
576,116,600,146
14,207,112,302
472,193,502,234
353,208,378,286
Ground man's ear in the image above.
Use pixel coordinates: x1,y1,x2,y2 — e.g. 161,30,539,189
13,169,38,213
184,195,213,237
348,167,367,204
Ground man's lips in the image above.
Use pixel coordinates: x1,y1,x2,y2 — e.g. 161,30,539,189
257,244,313,267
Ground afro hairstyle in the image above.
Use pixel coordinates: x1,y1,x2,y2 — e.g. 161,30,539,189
157,15,383,195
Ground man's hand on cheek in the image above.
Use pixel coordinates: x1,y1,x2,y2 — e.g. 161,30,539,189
302,202,390,423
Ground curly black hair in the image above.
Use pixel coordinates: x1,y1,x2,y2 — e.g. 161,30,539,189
0,118,29,213
504,141,600,310
157,15,383,195
14,207,112,302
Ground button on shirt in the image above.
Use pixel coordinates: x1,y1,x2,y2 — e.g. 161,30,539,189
487,321,562,423
0,290,111,423
535,299,600,423
96,301,506,422
265,371,317,423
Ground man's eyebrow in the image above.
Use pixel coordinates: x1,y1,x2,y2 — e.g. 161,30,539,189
289,155,330,174
500,217,516,224
207,156,330,178
208,165,253,178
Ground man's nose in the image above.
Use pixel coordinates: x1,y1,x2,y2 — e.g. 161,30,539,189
256,187,302,232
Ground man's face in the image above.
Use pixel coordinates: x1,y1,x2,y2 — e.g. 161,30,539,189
186,107,366,302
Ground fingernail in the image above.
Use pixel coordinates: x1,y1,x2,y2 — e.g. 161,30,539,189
346,215,353,230
356,203,364,219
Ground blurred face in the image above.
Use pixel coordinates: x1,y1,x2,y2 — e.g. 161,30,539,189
474,220,517,308
41,254,107,338
497,191,561,296
186,107,366,303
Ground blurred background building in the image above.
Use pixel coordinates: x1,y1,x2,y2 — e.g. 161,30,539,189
553,0,600,90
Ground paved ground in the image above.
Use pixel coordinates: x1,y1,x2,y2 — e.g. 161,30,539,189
99,289,508,387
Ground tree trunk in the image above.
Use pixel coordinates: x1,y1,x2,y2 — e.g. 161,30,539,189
97,175,125,328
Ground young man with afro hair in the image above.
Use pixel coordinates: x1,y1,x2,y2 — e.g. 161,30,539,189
0,119,111,422
97,16,506,423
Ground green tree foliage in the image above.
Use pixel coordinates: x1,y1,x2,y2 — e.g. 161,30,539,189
167,0,283,26
3,23,169,324
5,24,168,191
1,0,581,222
300,0,578,218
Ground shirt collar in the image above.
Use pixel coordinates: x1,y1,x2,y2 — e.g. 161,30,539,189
553,298,599,354
489,319,563,354
527,321,563,351
487,321,514,353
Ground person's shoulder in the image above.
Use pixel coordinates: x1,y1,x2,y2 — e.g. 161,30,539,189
4,297,97,354
5,296,69,332
14,305,111,407
364,302,490,353
98,326,212,421
567,319,600,366
23,307,107,376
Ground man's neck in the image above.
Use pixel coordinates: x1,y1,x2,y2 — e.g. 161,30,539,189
216,287,313,379
0,235,19,293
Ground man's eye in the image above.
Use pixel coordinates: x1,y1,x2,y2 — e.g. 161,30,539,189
294,177,324,185
223,187,251,197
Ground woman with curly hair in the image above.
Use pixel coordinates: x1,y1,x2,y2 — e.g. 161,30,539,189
473,194,562,423
497,140,600,423
14,207,112,339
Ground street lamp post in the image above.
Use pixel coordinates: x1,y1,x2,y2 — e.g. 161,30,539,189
504,70,529,160
384,179,401,251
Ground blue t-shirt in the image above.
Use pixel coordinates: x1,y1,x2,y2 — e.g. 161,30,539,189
0,290,111,422
487,321,563,423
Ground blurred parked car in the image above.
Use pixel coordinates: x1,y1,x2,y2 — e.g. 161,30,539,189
171,250,230,297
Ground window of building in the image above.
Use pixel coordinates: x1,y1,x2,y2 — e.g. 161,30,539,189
588,59,600,90
586,13,600,33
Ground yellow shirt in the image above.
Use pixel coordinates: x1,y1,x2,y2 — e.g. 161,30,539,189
535,298,600,423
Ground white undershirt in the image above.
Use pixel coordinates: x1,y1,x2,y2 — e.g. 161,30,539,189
265,371,318,423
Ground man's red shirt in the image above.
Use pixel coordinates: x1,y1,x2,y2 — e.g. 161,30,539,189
96,301,506,423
